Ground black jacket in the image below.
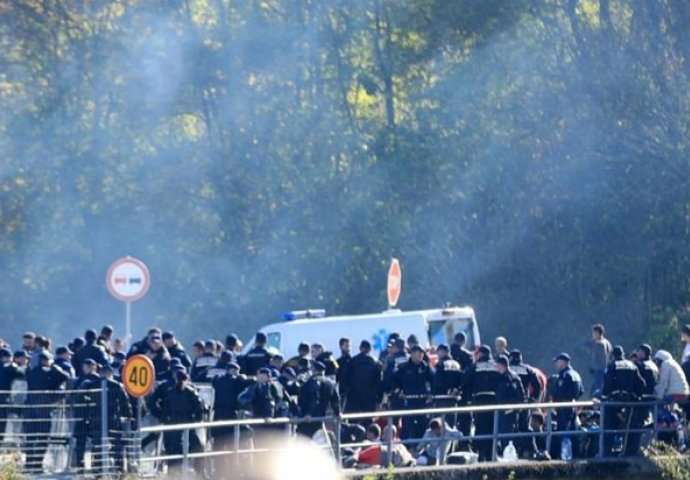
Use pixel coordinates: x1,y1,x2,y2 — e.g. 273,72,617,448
343,352,383,408
162,384,205,424
212,373,252,418
240,346,271,377
73,343,109,374
299,373,340,417
462,360,501,403
432,357,462,395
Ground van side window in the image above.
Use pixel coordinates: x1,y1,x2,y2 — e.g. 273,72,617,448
428,318,474,348
266,332,281,350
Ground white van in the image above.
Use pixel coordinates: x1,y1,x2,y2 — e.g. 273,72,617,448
242,306,480,358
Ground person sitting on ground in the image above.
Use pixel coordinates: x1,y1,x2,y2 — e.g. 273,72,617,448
414,418,463,466
356,424,383,467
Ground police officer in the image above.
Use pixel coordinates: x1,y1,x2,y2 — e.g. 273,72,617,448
211,362,251,475
73,359,101,472
600,345,645,456
162,332,192,369
205,350,235,381
432,344,462,426
240,333,272,377
73,329,109,375
342,340,383,417
462,345,501,461
212,362,250,425
509,349,542,455
0,349,23,444
91,365,133,474
394,345,434,442
191,340,219,382
495,355,525,456
298,361,340,438
239,367,285,421
450,332,474,372
627,344,658,456
54,346,76,381
161,371,206,472
383,338,409,413
24,352,69,472
551,353,584,458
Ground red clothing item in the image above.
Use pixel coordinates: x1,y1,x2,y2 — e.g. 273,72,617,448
358,445,381,466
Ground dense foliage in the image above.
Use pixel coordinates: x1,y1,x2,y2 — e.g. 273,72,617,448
2,0,689,370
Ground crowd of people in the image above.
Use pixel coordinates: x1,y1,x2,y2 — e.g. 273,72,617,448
1,323,690,474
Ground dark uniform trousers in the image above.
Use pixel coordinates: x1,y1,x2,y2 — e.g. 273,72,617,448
473,393,496,461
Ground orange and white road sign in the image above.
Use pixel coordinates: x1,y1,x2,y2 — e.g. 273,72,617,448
387,258,402,307
122,355,155,398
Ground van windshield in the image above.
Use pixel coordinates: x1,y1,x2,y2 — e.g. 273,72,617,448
428,318,474,348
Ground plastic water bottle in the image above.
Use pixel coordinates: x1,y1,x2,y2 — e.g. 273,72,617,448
561,437,573,460
503,441,518,462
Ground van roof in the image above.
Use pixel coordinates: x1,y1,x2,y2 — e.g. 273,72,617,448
276,306,476,327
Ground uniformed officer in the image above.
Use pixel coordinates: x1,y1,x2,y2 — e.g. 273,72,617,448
297,361,340,438
342,340,383,418
627,344,658,456
394,345,434,442
495,355,525,455
211,362,251,437
0,349,23,444
383,338,409,413
73,358,101,472
161,371,206,472
463,345,501,461
509,349,542,456
239,333,272,377
551,353,584,458
600,345,645,456
91,365,133,474
190,340,218,382
24,353,69,472
432,344,462,426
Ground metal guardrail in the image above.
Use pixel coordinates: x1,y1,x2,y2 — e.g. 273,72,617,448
137,398,674,478
2,385,680,478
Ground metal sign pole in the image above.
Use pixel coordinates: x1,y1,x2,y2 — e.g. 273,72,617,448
126,301,132,345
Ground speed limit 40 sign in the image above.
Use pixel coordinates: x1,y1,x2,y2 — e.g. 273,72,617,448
122,355,155,398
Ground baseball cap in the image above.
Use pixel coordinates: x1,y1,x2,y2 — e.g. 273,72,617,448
553,353,571,362
410,345,424,354
0,348,11,358
495,355,509,366
393,338,406,349
56,346,73,356
612,346,624,359
162,331,175,340
228,362,240,371
83,358,97,367
258,367,272,375
637,344,652,357
101,364,114,374
436,344,449,352
13,350,27,358
38,352,52,361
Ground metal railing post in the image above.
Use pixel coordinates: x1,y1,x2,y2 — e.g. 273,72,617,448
598,402,605,458
653,401,659,441
334,416,342,466
386,415,393,468
492,409,499,461
546,407,553,454
439,418,447,465
182,428,190,480
234,424,241,470
100,379,108,475
135,398,142,474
